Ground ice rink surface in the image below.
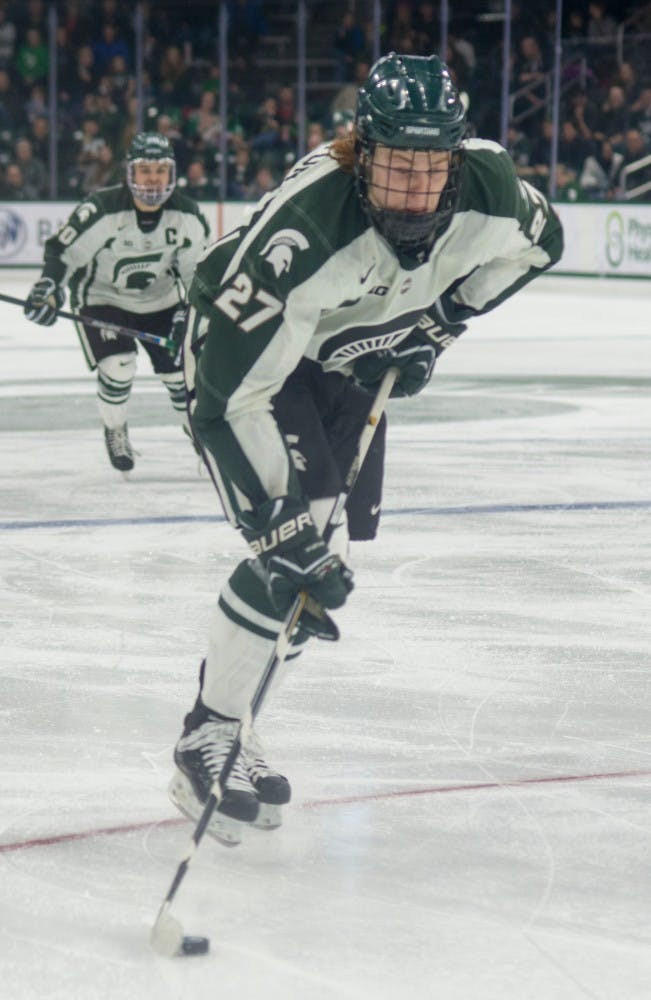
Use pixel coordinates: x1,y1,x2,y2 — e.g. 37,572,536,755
1,270,650,999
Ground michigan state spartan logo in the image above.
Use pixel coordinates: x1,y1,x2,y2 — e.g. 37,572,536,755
260,229,310,277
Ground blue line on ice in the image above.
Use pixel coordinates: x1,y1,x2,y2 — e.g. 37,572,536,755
1,499,650,531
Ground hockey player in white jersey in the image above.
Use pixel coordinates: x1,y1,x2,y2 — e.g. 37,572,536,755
24,132,210,473
168,54,564,843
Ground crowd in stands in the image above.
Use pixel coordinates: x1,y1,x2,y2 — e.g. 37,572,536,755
0,0,649,203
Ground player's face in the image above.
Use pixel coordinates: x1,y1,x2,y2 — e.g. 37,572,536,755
133,161,171,190
368,146,450,214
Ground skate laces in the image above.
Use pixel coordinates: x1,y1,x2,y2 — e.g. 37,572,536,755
106,426,132,458
186,720,253,790
241,729,275,780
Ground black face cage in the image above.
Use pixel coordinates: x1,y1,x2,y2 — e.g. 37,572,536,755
356,142,464,259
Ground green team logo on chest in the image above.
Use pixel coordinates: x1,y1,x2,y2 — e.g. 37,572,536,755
112,252,165,290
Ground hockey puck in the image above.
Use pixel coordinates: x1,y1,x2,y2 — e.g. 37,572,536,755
181,936,210,956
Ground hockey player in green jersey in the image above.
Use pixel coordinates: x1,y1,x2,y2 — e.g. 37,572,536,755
24,132,210,474
169,53,564,843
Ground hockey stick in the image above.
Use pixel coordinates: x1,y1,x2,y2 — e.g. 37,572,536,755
0,291,175,351
150,366,398,957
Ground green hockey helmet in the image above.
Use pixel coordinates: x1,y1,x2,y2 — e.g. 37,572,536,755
126,132,176,207
355,53,467,258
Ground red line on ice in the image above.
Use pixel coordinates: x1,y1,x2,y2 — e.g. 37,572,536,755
1,768,649,854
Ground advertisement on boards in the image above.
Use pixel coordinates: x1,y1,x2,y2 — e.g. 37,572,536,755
1,199,649,278
551,203,651,278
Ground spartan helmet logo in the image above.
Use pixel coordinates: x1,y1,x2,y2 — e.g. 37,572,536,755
260,229,310,277
75,202,98,224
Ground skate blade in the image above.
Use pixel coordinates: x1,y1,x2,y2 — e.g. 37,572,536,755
252,803,283,830
168,772,243,847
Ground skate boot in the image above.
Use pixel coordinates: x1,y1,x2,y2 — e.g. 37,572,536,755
169,700,260,847
243,728,291,830
104,423,134,473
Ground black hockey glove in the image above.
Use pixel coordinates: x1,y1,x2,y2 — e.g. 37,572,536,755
353,332,436,398
24,278,65,326
238,495,354,617
169,305,188,366
416,294,470,351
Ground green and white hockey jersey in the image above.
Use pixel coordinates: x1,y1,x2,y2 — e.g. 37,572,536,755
41,184,210,313
189,138,563,512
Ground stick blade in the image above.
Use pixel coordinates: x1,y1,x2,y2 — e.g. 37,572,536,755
151,909,185,957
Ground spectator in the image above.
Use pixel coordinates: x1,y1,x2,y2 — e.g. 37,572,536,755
567,90,599,142
413,2,438,54
586,0,619,83
631,87,651,145
444,35,476,93
61,0,92,48
155,113,189,172
70,45,99,105
0,3,16,70
0,162,29,199
579,138,624,199
553,162,583,202
529,118,554,173
306,121,326,152
386,1,416,53
82,141,121,192
506,123,532,170
0,68,25,131
92,21,130,75
25,83,48,124
595,85,630,146
333,11,365,83
615,62,640,105
587,1,617,45
563,7,590,66
513,35,549,123
29,115,49,163
227,1,268,65
276,85,296,128
15,27,48,88
186,89,222,148
119,93,141,156
181,159,218,200
19,0,47,35
243,163,276,200
618,128,651,198
157,44,193,113
331,58,371,117
14,136,47,198
227,143,253,200
94,85,122,149
558,120,594,173
105,53,131,109
74,116,106,187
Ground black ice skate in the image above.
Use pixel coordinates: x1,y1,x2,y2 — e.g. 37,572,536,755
104,423,134,473
169,701,260,847
243,729,291,830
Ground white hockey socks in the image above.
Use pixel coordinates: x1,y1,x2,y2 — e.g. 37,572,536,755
97,352,136,429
